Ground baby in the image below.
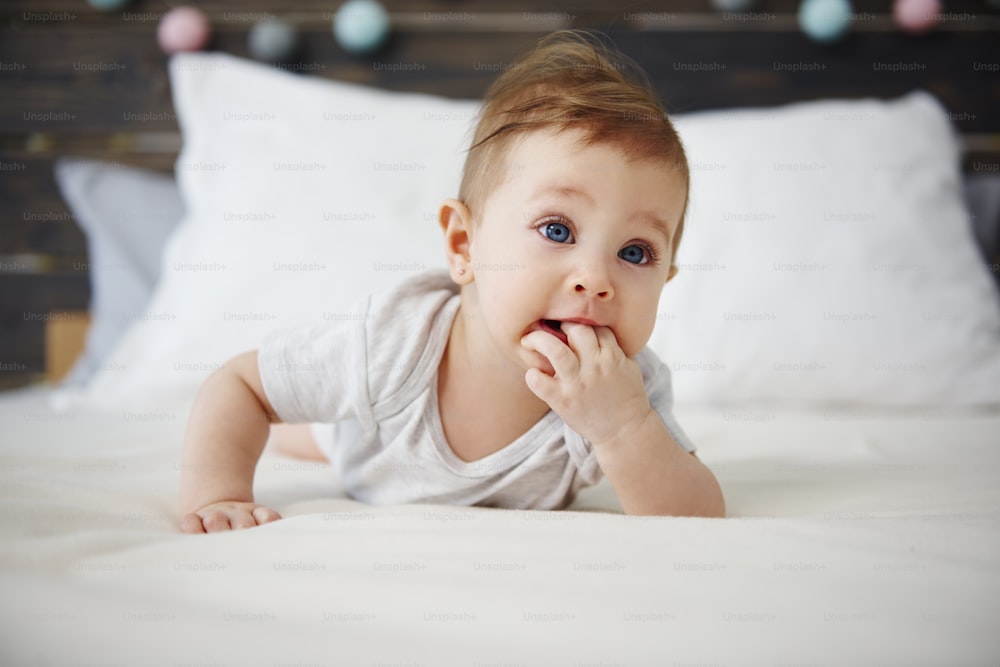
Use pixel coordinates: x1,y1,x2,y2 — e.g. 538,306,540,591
179,30,725,533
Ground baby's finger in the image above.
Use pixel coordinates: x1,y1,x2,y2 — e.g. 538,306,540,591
525,367,560,405
253,506,282,525
594,326,623,355
521,331,579,378
563,322,599,358
228,509,258,530
201,510,233,533
180,512,207,534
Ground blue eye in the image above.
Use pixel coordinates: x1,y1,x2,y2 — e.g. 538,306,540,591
619,244,649,265
540,221,573,244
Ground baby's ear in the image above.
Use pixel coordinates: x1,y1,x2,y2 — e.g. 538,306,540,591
439,198,474,285
665,264,679,283
438,198,471,233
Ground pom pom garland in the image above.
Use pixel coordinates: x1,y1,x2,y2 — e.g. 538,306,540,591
141,0,954,59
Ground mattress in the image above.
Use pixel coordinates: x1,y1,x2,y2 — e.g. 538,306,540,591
1,385,998,666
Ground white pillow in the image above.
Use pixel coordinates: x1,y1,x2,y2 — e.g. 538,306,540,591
652,92,1000,406
83,52,1000,409
53,158,184,386
83,53,477,407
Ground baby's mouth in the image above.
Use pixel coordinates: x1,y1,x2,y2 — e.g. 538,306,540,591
538,319,568,345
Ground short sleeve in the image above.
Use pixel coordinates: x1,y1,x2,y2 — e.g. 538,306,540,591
257,307,369,424
257,270,459,425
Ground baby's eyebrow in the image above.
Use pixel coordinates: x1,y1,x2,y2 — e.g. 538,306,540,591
530,185,593,204
630,211,673,245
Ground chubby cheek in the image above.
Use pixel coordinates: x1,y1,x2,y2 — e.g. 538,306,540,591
469,235,536,324
472,252,530,338
470,263,533,336
616,295,660,358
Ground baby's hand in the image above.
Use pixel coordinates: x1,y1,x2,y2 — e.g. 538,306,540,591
520,322,652,445
181,501,281,534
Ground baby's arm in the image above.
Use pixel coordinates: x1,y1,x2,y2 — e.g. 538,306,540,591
179,350,282,533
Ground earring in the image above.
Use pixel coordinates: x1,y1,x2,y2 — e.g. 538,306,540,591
458,268,466,276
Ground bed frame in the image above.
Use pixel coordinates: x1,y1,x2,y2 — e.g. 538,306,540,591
1,0,997,387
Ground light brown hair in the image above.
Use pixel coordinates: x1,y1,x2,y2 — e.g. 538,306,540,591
459,30,690,261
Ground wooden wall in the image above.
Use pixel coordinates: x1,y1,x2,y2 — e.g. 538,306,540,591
1,0,998,388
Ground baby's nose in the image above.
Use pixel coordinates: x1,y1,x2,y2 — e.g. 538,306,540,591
574,283,611,299
571,263,614,300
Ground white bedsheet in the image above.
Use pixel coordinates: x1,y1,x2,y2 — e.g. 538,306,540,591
1,386,998,666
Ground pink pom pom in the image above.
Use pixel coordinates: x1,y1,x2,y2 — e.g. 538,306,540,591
893,0,940,34
157,6,211,54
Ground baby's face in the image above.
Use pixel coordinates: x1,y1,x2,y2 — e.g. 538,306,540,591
467,128,686,368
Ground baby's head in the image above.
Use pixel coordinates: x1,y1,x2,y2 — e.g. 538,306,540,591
440,30,690,362
458,30,689,261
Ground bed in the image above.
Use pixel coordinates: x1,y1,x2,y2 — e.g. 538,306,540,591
2,387,999,664
3,2,1000,665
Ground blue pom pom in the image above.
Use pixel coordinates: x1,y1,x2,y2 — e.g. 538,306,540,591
87,0,130,10
248,19,301,63
333,0,390,54
798,0,853,43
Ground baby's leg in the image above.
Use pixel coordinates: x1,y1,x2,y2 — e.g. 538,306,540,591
268,424,326,461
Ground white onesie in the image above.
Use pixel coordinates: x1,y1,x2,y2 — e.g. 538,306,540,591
258,270,695,510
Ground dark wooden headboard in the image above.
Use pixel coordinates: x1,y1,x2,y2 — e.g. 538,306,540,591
1,0,998,388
